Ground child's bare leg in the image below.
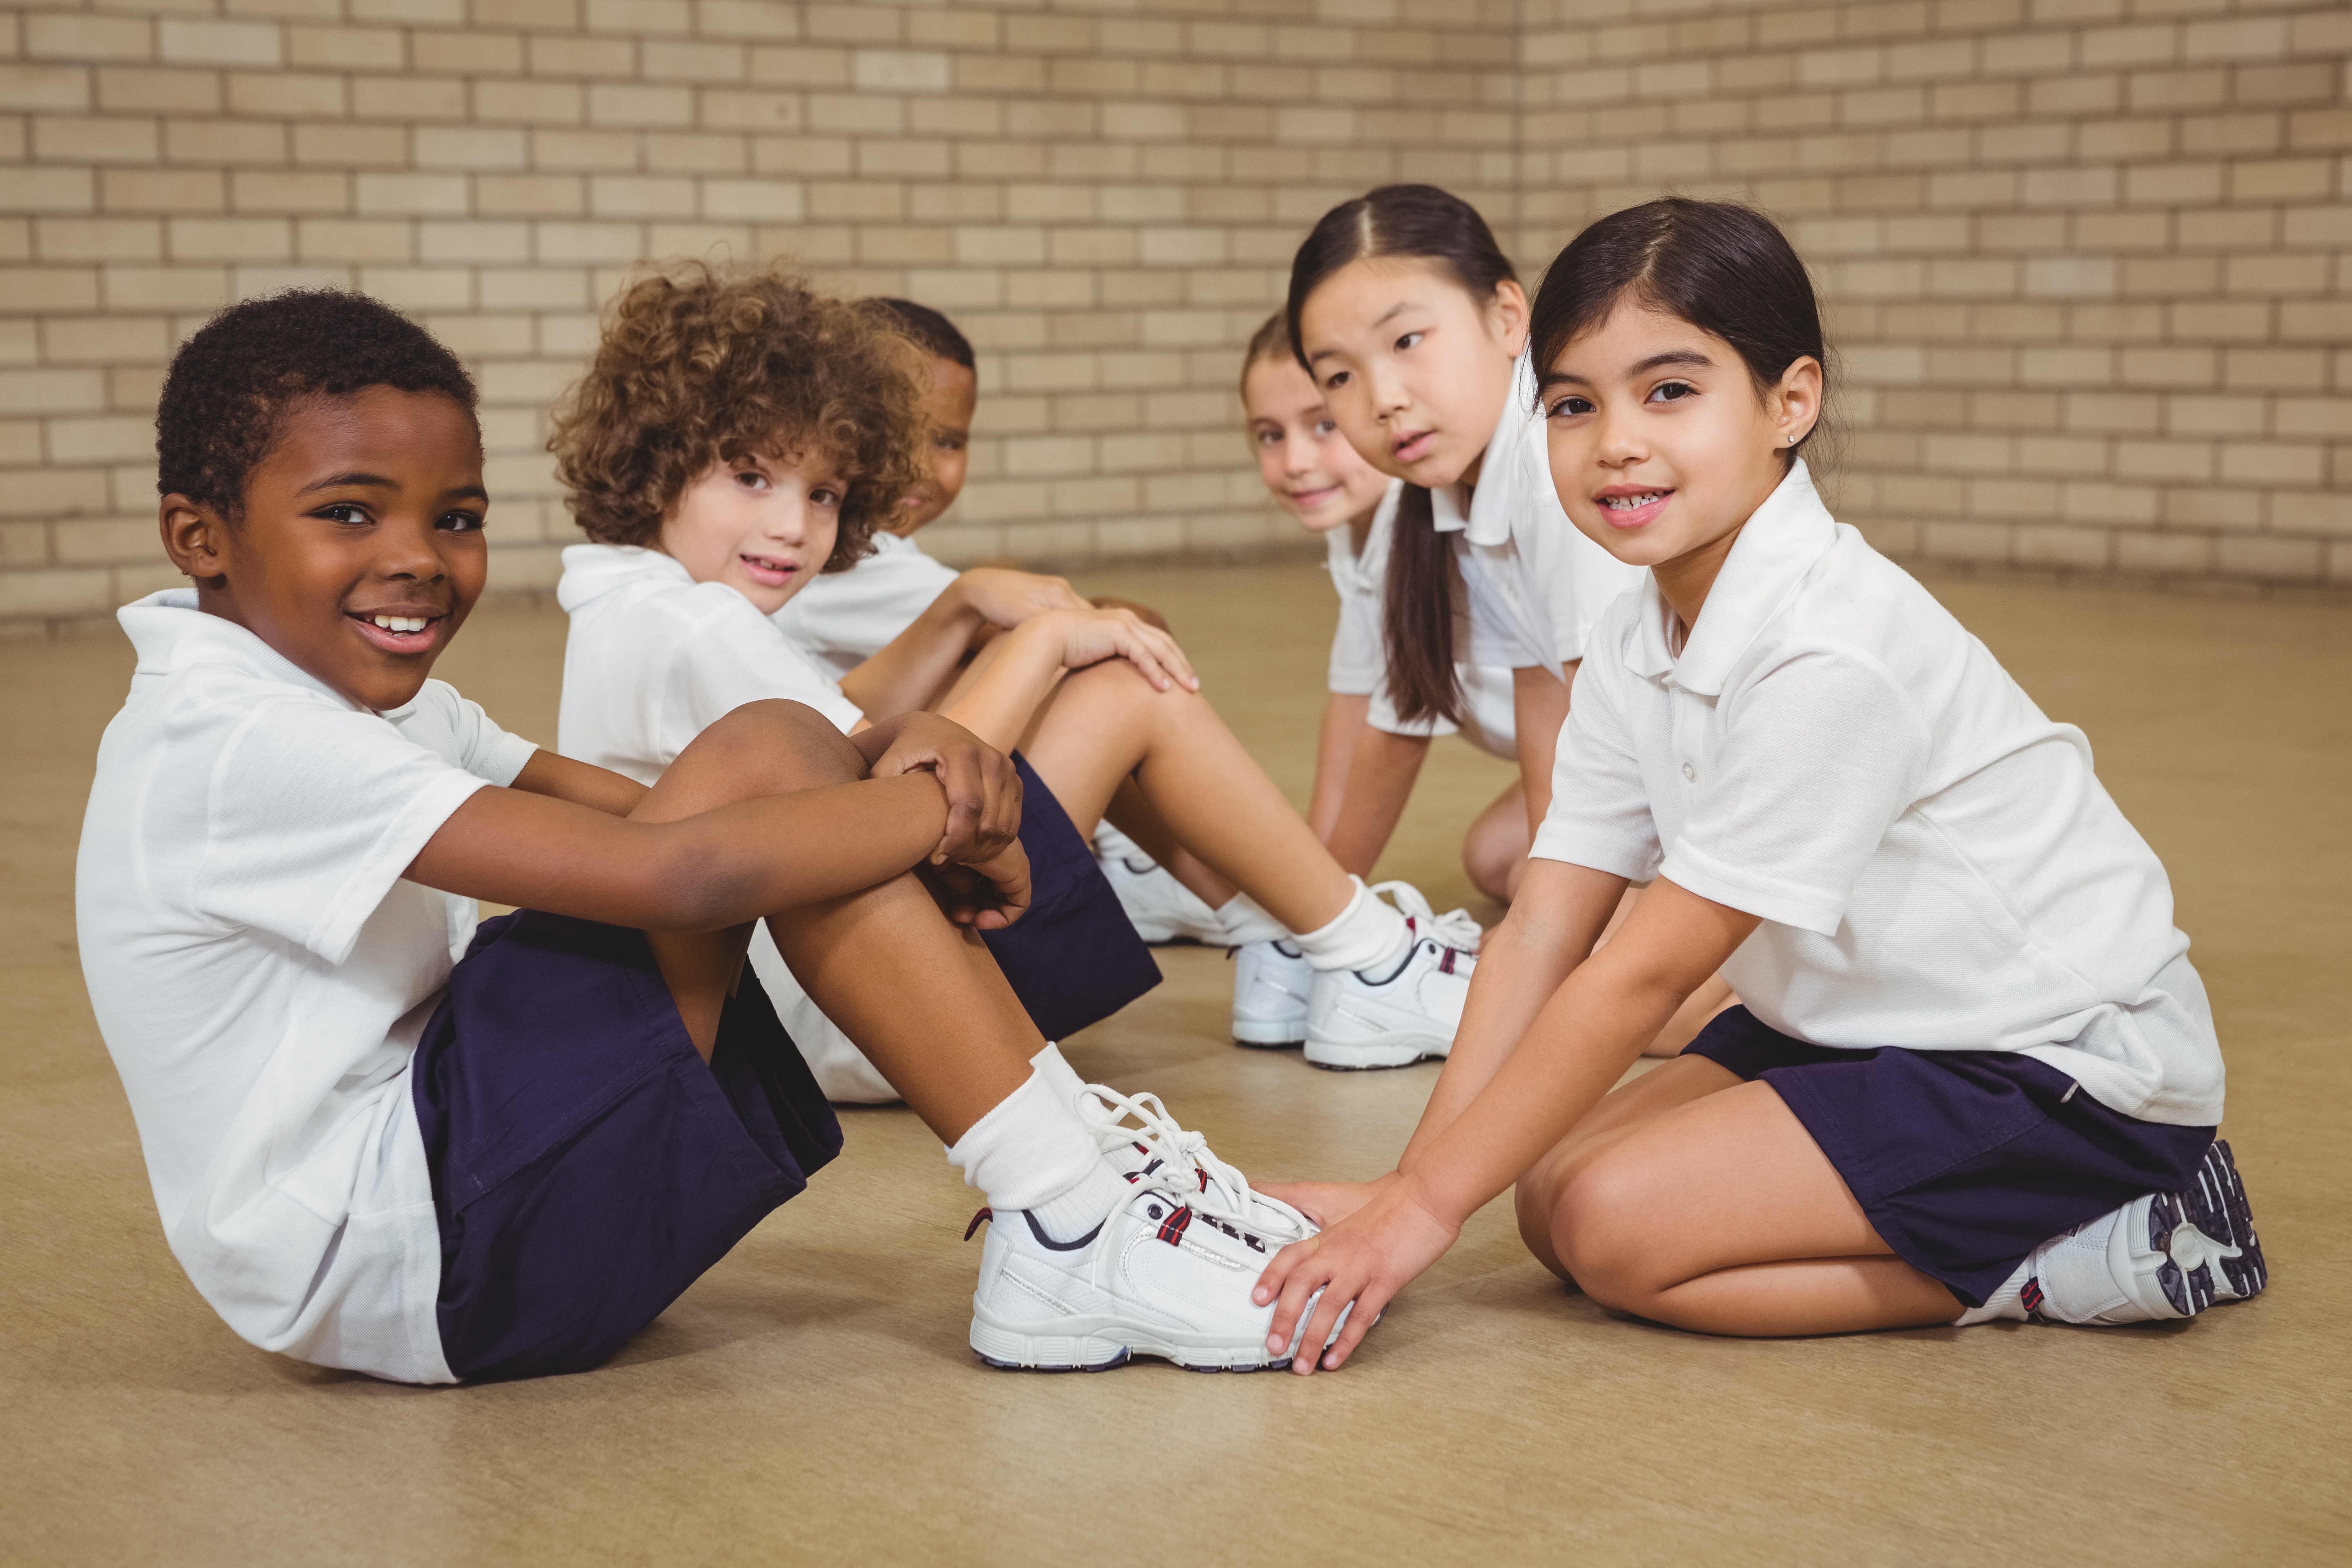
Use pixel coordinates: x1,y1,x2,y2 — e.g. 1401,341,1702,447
1462,780,1528,904
1102,777,1237,909
1532,1080,1959,1335
626,701,1034,1141
1018,661,1352,934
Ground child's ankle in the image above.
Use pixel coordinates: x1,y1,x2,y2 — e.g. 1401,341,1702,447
1289,877,1408,973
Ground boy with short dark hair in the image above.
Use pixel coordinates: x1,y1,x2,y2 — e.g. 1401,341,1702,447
77,289,1328,1382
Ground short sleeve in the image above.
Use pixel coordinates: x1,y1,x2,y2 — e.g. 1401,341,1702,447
773,539,960,664
681,590,867,734
1660,648,1931,936
1325,573,1385,697
198,700,491,966
1545,528,1645,667
1529,657,1662,880
389,679,538,785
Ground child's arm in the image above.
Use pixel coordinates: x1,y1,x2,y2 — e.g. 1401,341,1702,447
508,750,649,817
1306,694,1370,840
407,706,1031,931
839,569,1094,720
1512,664,1576,835
1254,871,1760,1372
1321,726,1430,878
932,608,1197,756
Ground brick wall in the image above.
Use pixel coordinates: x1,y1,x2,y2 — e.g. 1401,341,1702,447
0,0,1518,631
2,0,2345,634
1521,0,2352,586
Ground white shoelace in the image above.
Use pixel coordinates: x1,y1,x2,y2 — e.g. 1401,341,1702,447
1074,1085,1308,1240
1370,879,1483,952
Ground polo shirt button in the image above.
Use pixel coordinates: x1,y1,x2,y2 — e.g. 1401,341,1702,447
1680,761,1695,782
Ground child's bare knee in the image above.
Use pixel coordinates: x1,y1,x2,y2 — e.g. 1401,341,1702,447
706,699,864,786
1550,1163,1655,1312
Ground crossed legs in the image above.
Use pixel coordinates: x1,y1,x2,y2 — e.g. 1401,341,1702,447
1513,1056,1960,1336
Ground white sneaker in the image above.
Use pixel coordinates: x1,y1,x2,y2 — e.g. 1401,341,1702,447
968,1087,1339,1372
1094,824,1226,944
1230,939,1314,1047
2022,1142,2267,1324
1303,882,1481,1070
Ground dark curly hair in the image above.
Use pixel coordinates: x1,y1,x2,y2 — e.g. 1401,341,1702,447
550,261,927,570
863,296,974,371
156,290,477,522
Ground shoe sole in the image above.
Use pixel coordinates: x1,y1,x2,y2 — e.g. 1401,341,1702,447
1302,1031,1451,1071
1232,1018,1306,1049
969,1310,1292,1373
2177,1138,2266,1304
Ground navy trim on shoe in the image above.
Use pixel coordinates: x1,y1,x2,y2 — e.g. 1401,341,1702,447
1021,1209,1104,1252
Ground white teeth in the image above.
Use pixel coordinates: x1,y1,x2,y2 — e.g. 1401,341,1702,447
372,615,428,633
1602,492,1666,510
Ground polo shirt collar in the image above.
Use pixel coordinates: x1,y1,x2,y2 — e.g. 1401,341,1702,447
117,589,359,708
1624,460,1837,697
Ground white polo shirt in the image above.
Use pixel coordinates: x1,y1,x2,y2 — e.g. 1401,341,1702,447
1531,463,2222,1126
1434,347,1647,676
770,530,963,678
77,592,539,1383
557,543,866,785
1325,480,1516,759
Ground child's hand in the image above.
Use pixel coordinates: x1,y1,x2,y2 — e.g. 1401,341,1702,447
1044,608,1200,693
862,712,1023,866
1252,1174,1460,1377
1255,1174,1396,1229
922,838,1033,931
956,567,1093,628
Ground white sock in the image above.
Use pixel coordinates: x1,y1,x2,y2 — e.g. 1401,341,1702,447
1214,892,1289,948
1287,876,1409,973
944,1050,1127,1240
1952,1256,2034,1325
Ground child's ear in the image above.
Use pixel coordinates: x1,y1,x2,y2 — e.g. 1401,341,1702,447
159,494,231,582
1489,279,1532,357
1771,356,1824,448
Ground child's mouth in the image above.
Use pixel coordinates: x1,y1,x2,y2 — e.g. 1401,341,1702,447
739,552,798,587
348,610,444,653
1390,430,1436,464
1287,483,1340,509
1595,488,1673,528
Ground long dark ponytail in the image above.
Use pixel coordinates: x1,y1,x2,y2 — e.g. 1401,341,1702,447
1528,198,1829,475
1285,185,1516,728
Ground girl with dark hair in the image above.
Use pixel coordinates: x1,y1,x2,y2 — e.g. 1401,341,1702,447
1252,198,2261,1370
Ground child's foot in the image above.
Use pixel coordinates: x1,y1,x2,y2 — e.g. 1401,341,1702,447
968,1094,1333,1372
2018,1141,2265,1325
1230,939,1313,1047
1095,825,1225,944
1303,883,1479,1070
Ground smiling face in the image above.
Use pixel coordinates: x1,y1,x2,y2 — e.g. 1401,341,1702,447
1540,302,1820,602
1294,256,1529,492
657,448,846,614
159,385,487,713
1241,354,1392,533
888,356,978,536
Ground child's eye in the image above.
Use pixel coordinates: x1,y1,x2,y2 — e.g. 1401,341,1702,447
932,433,965,452
316,503,371,526
1649,381,1695,403
1547,395,1595,419
1256,428,1281,447
1323,370,1351,390
808,486,842,508
1314,419,1338,437
733,468,769,490
1395,331,1423,352
437,510,483,533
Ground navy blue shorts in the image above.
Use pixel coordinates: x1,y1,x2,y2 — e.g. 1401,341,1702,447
982,752,1160,1042
412,910,842,1381
1686,1007,2215,1307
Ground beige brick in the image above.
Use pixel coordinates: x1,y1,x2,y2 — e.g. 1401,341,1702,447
40,315,168,363
169,216,291,262
100,265,229,310
529,36,636,78
2114,530,2214,575
414,30,523,76
2224,348,2326,393
350,0,467,22
587,0,692,36
286,24,405,71
296,218,413,262
2215,533,2320,581
26,15,155,65
356,173,468,217
2230,158,2333,203
701,1,800,42
354,75,466,121
294,123,408,167
0,367,107,414
33,218,163,264
474,174,584,215
2129,68,2226,113
230,170,349,214
2123,161,2222,204
418,220,530,263
157,19,281,69
31,115,157,164
588,82,693,127
356,265,474,308
96,68,220,114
